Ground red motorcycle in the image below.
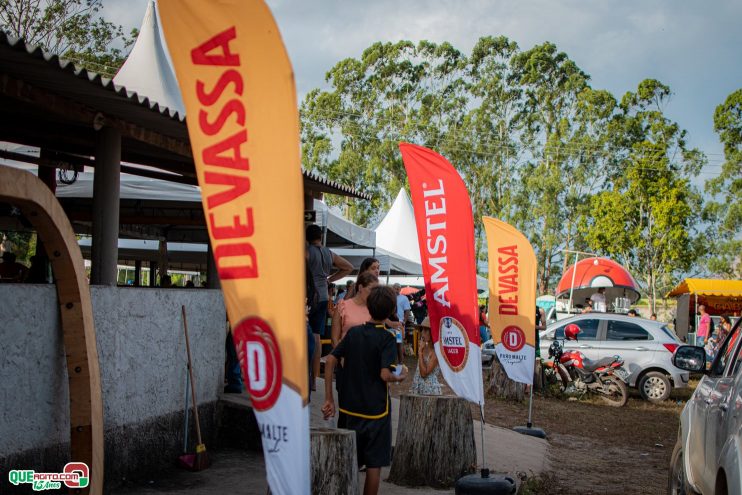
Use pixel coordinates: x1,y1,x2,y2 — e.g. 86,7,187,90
545,323,629,407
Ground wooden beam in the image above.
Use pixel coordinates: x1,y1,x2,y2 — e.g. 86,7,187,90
0,165,104,495
0,73,192,158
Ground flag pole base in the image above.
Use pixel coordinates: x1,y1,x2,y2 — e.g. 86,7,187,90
512,425,547,439
454,470,517,494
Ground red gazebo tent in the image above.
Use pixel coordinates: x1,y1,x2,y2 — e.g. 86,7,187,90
556,257,641,310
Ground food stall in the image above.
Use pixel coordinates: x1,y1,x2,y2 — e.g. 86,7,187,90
552,257,641,321
667,278,742,341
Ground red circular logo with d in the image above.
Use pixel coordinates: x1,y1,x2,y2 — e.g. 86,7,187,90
233,317,282,411
502,325,526,352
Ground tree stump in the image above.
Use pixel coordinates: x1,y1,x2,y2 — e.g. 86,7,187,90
388,394,476,488
486,354,526,401
533,358,544,392
310,427,358,495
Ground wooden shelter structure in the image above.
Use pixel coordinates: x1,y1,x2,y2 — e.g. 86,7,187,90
0,28,369,492
0,31,369,286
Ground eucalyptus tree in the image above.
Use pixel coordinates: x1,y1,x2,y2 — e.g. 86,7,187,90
454,35,522,263
582,79,705,311
705,88,741,277
507,42,612,292
300,40,470,227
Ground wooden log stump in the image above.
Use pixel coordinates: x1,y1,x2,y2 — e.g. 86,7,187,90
486,354,526,401
533,358,544,392
310,427,358,495
388,394,476,488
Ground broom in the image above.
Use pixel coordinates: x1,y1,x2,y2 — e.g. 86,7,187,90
178,305,210,471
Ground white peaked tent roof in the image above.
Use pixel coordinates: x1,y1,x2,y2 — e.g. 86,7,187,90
374,188,487,291
374,188,421,264
113,1,185,116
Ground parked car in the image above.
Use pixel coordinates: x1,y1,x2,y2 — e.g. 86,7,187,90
669,318,742,495
540,313,689,402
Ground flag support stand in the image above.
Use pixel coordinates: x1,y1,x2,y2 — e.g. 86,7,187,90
513,381,547,439
454,403,518,494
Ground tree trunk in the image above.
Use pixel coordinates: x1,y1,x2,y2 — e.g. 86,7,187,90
486,354,526,401
388,394,476,488
296,428,358,495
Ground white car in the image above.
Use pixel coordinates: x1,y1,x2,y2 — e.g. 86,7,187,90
540,313,689,402
669,318,742,495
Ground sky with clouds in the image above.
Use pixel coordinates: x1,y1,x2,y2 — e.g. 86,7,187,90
107,0,741,180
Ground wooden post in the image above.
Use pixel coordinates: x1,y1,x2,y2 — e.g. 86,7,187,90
388,394,476,488
486,354,526,401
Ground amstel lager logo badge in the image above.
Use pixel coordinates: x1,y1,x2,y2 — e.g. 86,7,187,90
439,316,469,372
233,317,282,411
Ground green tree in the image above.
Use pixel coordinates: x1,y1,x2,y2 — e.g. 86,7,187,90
454,35,522,264
0,0,135,76
301,40,470,227
581,80,705,311
705,88,741,277
508,42,613,292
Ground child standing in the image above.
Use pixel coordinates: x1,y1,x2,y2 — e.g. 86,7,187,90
410,317,442,395
322,285,407,495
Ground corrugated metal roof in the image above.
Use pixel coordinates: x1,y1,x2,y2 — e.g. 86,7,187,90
0,31,186,123
302,168,372,200
0,30,371,200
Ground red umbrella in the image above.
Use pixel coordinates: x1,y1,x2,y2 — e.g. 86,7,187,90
400,286,420,295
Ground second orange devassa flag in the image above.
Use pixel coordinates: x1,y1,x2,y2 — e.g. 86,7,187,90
158,2,308,494
484,217,537,384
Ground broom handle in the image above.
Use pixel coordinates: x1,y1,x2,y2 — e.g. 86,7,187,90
182,305,204,446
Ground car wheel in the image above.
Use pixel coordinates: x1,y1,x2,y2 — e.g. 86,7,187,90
668,439,699,495
639,371,671,402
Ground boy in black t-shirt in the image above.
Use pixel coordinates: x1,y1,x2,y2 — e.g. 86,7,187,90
322,285,407,495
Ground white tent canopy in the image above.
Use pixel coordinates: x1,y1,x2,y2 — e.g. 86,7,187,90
78,238,207,269
113,0,185,116
374,188,421,264
55,173,376,248
56,171,201,203
372,188,487,291
332,247,423,276
313,199,375,249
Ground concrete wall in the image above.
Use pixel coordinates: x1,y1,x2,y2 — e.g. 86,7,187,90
0,285,226,484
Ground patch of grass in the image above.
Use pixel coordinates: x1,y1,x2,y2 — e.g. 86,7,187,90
518,472,565,495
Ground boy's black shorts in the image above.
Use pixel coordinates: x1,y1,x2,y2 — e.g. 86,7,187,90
344,414,392,468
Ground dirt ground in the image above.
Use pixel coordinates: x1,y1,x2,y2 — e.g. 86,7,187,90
390,356,694,495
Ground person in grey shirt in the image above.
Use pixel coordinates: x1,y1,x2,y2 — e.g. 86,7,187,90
306,224,353,390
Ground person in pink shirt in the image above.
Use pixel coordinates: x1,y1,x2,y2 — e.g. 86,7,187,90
697,304,711,346
331,272,379,347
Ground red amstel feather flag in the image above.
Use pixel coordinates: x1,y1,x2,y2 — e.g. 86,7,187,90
399,143,484,405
